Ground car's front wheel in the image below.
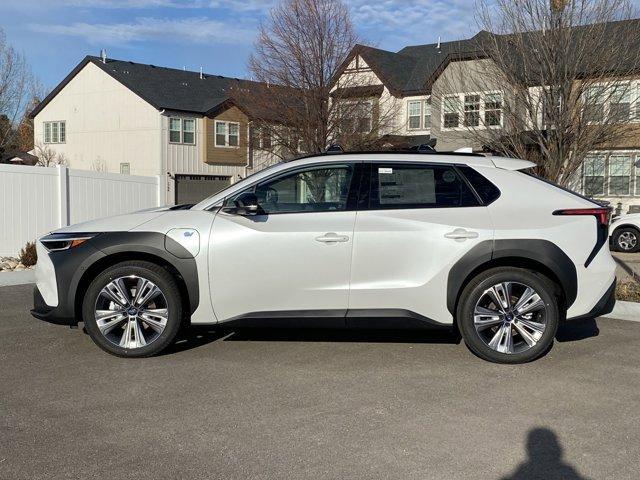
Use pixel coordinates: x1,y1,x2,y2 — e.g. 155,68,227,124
613,227,640,253
82,261,183,357
457,267,559,364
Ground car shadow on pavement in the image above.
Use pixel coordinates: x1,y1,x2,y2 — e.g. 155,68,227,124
555,317,599,343
500,427,591,480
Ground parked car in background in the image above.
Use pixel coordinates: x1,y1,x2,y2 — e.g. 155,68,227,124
610,213,640,252
31,151,617,364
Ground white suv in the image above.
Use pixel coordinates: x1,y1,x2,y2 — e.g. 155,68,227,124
31,152,617,363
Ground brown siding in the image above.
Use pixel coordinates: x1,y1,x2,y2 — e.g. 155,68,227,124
203,106,249,166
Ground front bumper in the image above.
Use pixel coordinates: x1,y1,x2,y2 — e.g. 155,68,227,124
31,285,77,326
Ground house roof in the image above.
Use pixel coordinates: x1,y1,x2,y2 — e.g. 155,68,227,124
0,151,38,165
31,56,265,118
346,19,640,96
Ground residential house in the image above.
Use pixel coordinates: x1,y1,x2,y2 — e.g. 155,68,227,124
30,56,276,204
332,21,640,213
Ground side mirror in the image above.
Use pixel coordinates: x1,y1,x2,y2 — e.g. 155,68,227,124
224,192,262,216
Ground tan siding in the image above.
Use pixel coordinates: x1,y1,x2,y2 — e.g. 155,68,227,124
204,107,249,166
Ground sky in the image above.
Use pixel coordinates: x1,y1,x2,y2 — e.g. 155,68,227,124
1,0,639,91
0,0,482,91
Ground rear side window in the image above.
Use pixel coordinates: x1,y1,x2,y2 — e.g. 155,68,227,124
370,163,479,209
458,165,501,205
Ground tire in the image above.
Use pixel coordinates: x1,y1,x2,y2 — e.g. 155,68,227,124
456,267,559,364
613,227,640,253
82,261,183,358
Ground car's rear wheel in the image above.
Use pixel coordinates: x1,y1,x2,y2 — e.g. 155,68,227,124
613,227,640,253
457,267,559,364
82,261,182,357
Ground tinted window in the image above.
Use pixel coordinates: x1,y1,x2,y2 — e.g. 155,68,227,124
458,165,501,204
227,164,355,214
370,164,479,209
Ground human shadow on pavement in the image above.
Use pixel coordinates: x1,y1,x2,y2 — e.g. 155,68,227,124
501,428,591,480
555,317,599,343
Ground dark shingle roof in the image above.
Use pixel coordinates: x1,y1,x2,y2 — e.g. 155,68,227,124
31,56,262,118
351,19,640,96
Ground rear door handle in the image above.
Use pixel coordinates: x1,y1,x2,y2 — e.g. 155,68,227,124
444,228,479,241
316,232,350,243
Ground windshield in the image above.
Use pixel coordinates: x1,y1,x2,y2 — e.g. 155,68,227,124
196,161,285,207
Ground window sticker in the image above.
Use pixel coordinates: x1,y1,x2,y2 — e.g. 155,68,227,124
379,167,393,174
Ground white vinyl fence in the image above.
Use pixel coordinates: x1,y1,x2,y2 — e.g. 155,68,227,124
0,164,162,257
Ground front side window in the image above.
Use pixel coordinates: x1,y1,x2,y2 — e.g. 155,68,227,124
464,94,481,127
43,121,66,144
583,155,606,196
408,101,421,129
371,164,478,209
215,121,240,147
235,164,355,214
609,155,631,195
443,96,461,128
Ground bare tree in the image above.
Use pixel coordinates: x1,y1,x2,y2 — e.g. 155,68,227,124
34,143,67,167
0,28,36,154
90,156,107,172
237,0,399,169
435,0,640,185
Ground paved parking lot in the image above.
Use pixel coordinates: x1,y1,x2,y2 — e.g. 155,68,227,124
1,283,640,480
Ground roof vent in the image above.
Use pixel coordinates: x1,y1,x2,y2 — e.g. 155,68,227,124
100,48,107,63
200,66,203,80
436,37,441,53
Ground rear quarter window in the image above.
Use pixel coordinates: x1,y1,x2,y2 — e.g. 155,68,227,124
457,166,501,205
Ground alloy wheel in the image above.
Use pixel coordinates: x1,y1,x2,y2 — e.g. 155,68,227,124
473,281,547,355
618,231,637,251
94,275,169,349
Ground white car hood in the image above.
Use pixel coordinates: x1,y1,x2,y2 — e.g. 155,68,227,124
52,210,167,234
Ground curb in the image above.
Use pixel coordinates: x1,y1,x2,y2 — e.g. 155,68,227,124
0,270,36,287
602,300,640,323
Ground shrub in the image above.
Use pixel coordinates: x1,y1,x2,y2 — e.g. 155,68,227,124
616,280,640,303
19,241,37,267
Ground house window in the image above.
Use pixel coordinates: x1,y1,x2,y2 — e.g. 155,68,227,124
43,121,66,144
169,117,196,144
543,89,562,128
485,93,503,126
583,155,605,196
215,121,240,147
408,101,421,129
609,155,632,195
583,86,605,123
464,95,481,127
183,119,195,144
443,96,461,128
338,101,373,134
120,163,130,175
609,86,632,123
423,98,431,129
261,128,272,149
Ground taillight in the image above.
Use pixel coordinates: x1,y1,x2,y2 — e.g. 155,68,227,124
552,207,612,226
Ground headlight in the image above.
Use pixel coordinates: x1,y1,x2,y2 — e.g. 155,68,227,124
40,233,99,252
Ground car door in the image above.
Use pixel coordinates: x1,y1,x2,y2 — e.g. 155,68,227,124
348,161,494,325
209,161,363,324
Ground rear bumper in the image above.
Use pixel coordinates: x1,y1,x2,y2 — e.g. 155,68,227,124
567,278,616,321
30,285,77,326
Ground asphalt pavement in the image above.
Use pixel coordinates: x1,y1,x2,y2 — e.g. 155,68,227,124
1,283,639,480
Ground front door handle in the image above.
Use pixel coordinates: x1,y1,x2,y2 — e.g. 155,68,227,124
315,232,350,243
444,228,479,242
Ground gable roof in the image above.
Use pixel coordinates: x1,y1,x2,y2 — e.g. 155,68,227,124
343,19,640,97
31,56,264,118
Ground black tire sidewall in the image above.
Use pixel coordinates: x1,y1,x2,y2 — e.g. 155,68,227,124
82,261,182,358
614,227,640,253
457,268,559,364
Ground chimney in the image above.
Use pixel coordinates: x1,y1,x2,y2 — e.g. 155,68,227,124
100,49,107,63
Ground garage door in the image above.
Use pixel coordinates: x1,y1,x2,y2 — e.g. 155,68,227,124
175,174,232,205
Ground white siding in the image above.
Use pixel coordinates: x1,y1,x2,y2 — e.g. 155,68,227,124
33,62,161,177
